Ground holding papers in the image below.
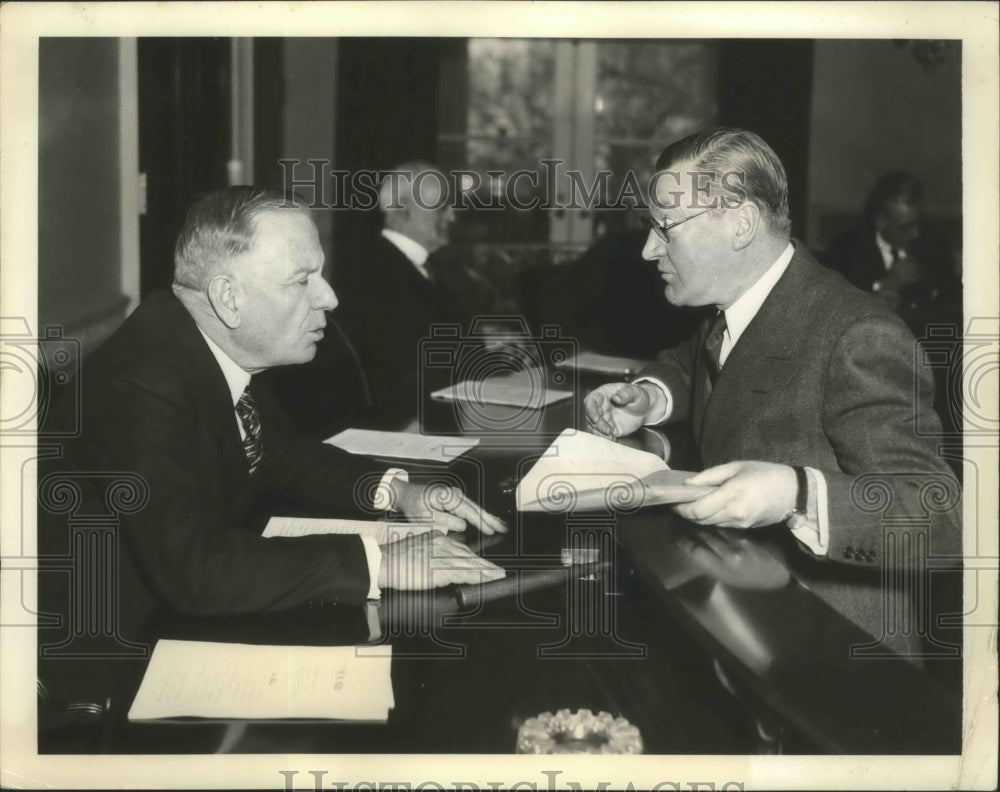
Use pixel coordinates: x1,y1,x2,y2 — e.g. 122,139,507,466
128,640,393,722
516,429,713,512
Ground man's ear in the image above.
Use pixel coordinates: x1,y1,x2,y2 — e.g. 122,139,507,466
731,201,761,251
206,275,241,329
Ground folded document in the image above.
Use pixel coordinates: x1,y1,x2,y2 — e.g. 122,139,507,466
263,516,434,544
128,640,393,721
516,429,713,512
326,428,479,462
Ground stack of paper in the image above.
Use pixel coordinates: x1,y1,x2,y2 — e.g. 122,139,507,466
326,428,479,462
263,516,434,545
431,368,572,409
128,640,393,722
516,429,713,512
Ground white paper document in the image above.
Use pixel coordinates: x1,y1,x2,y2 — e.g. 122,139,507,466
557,351,652,377
128,640,393,722
516,429,713,512
263,516,434,544
325,428,479,462
431,368,573,409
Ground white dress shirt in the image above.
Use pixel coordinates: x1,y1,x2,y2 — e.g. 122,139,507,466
636,244,829,556
382,229,432,279
875,231,902,271
197,328,388,598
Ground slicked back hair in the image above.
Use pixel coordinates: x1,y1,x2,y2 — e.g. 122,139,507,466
173,186,310,290
654,127,791,235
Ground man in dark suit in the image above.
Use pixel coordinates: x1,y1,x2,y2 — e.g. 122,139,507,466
38,187,504,704
585,129,961,657
334,162,472,428
822,171,959,320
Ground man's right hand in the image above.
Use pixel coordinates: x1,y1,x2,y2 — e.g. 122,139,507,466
584,382,659,440
377,531,505,590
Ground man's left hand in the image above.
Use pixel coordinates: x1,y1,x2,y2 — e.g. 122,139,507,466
673,461,797,529
393,479,508,535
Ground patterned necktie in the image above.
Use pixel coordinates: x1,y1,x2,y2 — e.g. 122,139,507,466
235,387,263,475
703,310,728,385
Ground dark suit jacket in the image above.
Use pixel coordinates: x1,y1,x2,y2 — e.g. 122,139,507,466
335,235,471,428
38,292,386,701
640,244,961,653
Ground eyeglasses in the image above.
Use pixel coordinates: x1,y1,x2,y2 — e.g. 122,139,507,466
642,207,715,244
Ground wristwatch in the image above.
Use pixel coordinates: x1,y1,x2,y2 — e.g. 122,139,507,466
786,465,809,530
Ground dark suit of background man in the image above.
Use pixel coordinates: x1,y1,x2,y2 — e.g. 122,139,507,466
822,171,959,322
585,129,961,658
335,162,472,428
38,188,504,704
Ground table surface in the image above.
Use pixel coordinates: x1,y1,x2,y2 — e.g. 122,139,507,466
99,374,962,756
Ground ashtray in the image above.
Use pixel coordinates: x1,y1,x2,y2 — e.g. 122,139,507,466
516,708,643,754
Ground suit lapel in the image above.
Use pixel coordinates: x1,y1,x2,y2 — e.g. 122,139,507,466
699,244,824,463
165,296,251,488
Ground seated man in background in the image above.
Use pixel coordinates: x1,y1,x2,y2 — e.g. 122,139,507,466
585,129,961,659
38,187,505,704
822,170,959,322
334,162,474,428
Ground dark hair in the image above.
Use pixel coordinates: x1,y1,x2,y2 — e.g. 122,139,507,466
864,171,924,222
654,127,791,234
173,187,310,289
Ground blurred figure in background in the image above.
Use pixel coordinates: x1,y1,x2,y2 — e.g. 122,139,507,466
822,171,959,325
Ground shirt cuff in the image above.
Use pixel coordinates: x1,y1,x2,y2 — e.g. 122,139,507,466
372,467,409,511
788,467,829,556
632,376,673,425
360,535,383,600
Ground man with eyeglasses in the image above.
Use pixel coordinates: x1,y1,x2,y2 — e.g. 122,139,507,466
584,128,960,657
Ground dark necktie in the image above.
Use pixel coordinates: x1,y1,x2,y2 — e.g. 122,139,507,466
235,387,263,475
703,311,727,385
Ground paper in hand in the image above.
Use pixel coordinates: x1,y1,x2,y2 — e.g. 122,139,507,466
516,429,713,512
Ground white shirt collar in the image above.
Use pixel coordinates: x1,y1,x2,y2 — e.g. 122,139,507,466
197,328,251,407
874,231,896,270
721,242,795,360
382,228,431,275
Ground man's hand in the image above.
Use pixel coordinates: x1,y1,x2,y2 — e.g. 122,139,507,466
377,531,506,590
392,479,508,535
584,382,660,440
673,461,797,529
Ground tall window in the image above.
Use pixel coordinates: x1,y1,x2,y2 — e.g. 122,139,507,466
437,39,718,249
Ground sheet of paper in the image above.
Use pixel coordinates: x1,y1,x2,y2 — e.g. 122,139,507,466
516,429,712,512
128,640,393,722
431,368,572,409
557,351,652,377
325,428,479,462
263,516,434,544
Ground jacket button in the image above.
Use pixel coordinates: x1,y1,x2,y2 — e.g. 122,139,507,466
843,547,854,560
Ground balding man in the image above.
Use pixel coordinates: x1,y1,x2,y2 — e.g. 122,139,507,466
585,129,961,657
335,162,471,427
38,187,504,703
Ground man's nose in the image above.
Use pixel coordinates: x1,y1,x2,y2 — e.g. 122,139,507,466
642,229,665,261
314,276,338,311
